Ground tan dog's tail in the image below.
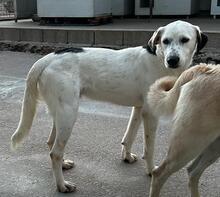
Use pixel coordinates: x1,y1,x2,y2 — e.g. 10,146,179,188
147,76,178,117
147,64,212,117
11,58,48,149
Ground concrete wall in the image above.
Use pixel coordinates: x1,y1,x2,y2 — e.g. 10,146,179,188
0,28,220,49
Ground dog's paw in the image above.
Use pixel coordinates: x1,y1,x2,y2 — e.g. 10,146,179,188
123,153,138,163
57,181,76,193
62,159,75,170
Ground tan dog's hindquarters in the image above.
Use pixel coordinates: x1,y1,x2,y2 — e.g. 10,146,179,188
148,64,220,197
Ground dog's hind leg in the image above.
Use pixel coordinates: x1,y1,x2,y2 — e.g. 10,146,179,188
187,136,220,197
50,86,79,193
142,110,158,175
47,123,74,170
39,70,80,192
149,123,219,197
121,106,142,163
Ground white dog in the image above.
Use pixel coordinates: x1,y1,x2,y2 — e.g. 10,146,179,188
147,64,220,197
11,20,207,193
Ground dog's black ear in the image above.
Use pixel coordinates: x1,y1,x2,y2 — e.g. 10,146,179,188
147,27,164,55
195,26,208,53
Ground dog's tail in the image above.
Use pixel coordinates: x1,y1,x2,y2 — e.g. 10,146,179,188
11,57,49,149
147,64,211,117
147,76,179,117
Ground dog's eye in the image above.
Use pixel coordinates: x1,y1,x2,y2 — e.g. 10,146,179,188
180,37,189,44
163,39,170,45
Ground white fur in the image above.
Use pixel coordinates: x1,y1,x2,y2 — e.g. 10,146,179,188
11,20,205,193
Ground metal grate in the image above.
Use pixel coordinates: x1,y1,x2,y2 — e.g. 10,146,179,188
0,0,14,20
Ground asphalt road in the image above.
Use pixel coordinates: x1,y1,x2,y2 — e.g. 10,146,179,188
0,51,219,197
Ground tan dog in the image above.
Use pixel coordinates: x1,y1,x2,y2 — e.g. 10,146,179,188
147,64,220,197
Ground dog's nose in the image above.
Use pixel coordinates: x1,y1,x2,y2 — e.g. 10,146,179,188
167,56,180,68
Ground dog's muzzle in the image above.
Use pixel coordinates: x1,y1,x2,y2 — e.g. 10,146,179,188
167,56,180,68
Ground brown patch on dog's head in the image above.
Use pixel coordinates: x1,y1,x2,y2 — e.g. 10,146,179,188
195,27,208,53
147,27,164,55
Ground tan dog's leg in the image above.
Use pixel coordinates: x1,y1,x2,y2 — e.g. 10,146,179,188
47,123,74,170
149,122,219,197
187,161,202,197
121,107,142,163
187,137,220,197
142,110,158,175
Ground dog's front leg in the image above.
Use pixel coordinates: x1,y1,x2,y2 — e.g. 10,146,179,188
142,110,158,175
121,106,142,163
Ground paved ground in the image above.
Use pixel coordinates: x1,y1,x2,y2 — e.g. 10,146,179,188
0,51,220,197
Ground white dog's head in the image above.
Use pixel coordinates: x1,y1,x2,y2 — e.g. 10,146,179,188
147,20,208,69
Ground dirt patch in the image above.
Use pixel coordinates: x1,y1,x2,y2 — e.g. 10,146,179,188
194,49,220,64
0,41,220,65
0,41,57,55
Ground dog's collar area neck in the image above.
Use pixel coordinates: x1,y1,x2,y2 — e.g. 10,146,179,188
143,45,157,56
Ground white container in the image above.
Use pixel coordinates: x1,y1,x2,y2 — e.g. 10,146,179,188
211,0,220,18
112,0,133,16
135,0,199,15
37,0,112,18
